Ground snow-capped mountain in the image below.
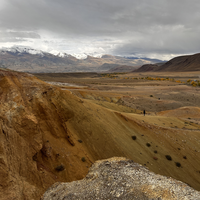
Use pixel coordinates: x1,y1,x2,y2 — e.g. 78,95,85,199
0,46,104,60
0,46,45,56
49,50,71,58
50,50,103,59
0,46,156,73
70,52,103,59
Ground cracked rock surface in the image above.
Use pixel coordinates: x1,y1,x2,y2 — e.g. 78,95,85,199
41,157,200,200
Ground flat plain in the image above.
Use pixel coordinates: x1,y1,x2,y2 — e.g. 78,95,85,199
34,71,200,114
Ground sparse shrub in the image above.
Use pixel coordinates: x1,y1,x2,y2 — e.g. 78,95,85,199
183,156,187,159
81,157,86,162
32,153,37,161
78,139,83,143
56,153,60,157
146,143,151,147
150,95,153,97
55,165,65,171
175,162,181,167
165,155,172,161
132,136,137,140
154,150,158,154
178,148,181,150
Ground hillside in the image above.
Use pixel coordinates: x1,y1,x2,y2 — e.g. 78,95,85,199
107,65,137,72
1,70,200,199
133,64,160,72
157,53,200,72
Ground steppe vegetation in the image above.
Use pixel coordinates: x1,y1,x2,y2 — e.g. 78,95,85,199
100,72,200,87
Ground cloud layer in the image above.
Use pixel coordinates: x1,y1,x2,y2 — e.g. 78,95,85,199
0,0,200,59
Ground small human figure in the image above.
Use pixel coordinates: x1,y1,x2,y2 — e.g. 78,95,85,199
143,110,145,116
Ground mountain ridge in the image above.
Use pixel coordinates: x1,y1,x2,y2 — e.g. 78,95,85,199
134,53,200,72
0,46,156,73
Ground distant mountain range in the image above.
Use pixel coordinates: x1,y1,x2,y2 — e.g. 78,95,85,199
0,47,160,73
134,53,200,72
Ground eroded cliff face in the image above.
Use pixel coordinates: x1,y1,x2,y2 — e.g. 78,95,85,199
0,70,94,199
41,157,200,200
0,70,133,199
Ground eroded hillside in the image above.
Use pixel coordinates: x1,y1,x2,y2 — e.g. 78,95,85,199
0,70,200,199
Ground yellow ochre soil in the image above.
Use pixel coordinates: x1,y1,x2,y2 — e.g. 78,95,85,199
0,70,200,199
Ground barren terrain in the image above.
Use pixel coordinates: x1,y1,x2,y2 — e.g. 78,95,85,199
34,71,200,192
1,70,200,199
34,71,200,114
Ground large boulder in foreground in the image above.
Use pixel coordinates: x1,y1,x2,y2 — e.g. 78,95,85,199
41,157,200,200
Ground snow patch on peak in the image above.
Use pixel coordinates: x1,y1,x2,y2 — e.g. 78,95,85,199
71,52,103,59
50,50,70,58
70,53,88,59
0,46,104,59
0,46,44,56
50,50,103,59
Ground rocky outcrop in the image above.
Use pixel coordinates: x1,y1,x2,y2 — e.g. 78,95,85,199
41,157,200,200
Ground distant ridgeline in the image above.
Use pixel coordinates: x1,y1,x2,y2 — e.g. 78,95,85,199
135,53,200,72
0,47,159,73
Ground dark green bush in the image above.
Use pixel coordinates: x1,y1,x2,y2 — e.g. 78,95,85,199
81,157,86,162
175,162,181,167
55,165,65,171
165,155,172,161
132,136,137,140
146,143,151,147
154,150,158,154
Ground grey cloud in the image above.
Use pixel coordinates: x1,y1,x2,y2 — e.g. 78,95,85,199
0,31,40,39
1,0,200,58
0,37,26,43
2,0,199,35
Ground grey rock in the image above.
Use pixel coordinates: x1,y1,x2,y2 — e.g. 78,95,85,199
41,157,200,200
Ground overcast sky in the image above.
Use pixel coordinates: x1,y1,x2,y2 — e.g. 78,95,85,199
0,0,200,60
